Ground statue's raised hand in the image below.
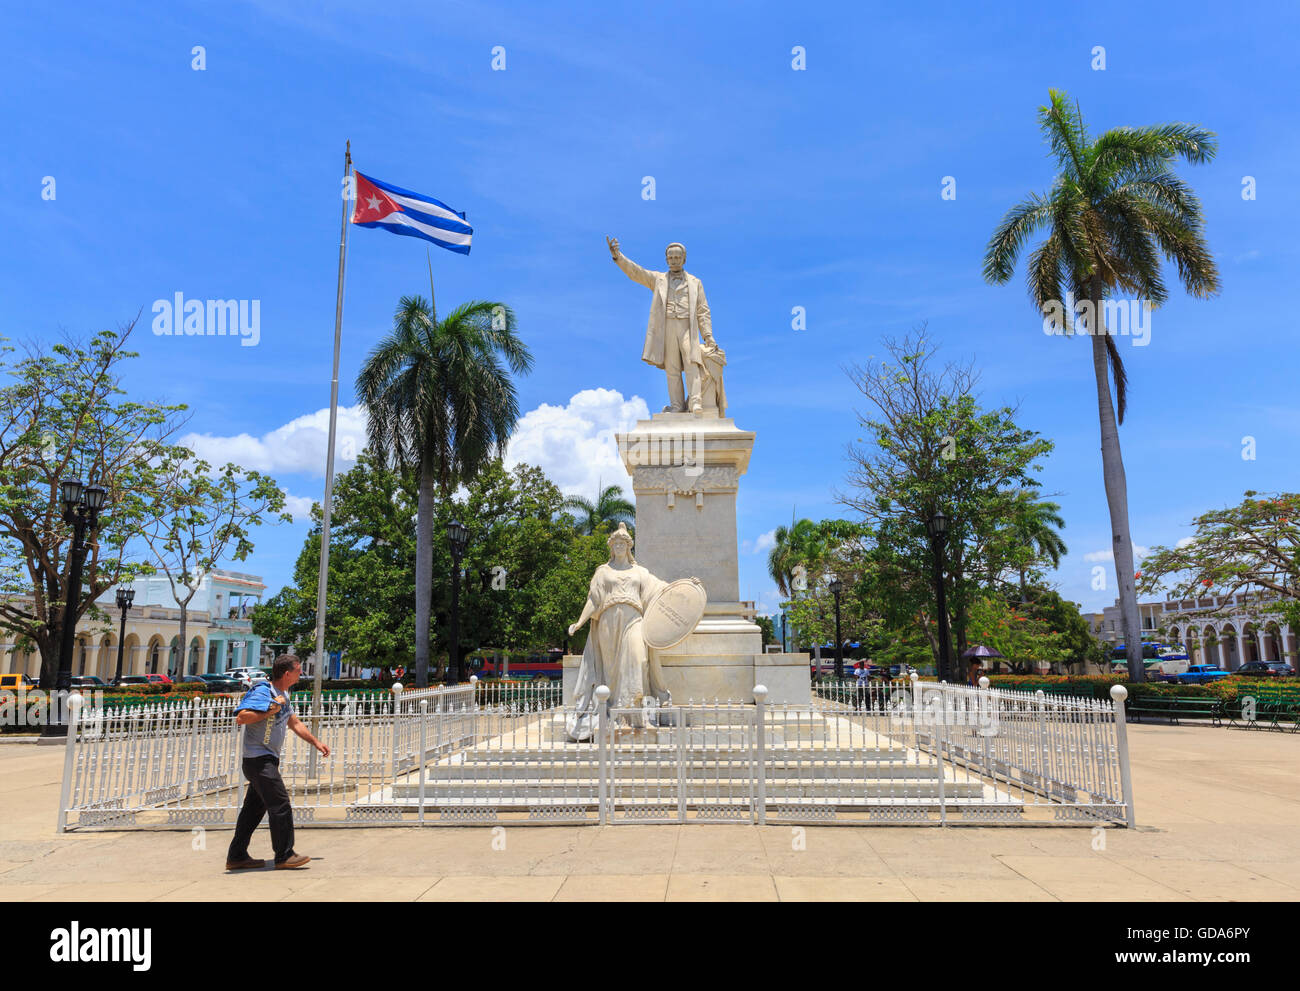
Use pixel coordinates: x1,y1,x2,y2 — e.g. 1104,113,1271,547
606,235,620,259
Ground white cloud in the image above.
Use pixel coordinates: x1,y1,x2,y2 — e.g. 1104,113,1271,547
503,388,649,498
1175,536,1194,549
180,405,369,478
1083,545,1150,563
753,528,777,554
281,493,316,522
179,389,650,505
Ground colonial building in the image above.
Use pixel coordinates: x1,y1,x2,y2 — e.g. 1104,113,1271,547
0,568,267,680
1088,592,1298,671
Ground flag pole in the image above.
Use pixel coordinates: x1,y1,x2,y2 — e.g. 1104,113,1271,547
311,140,352,730
426,247,436,322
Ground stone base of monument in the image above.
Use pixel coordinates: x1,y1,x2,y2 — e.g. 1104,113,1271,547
561,650,812,707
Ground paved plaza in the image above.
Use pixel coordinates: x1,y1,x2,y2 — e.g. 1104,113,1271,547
1,721,1297,902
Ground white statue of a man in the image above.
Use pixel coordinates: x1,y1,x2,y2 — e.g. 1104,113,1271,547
607,237,726,416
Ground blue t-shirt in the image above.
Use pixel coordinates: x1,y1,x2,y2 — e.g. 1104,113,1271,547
237,682,294,758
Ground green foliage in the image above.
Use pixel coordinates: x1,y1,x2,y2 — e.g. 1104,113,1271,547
1139,491,1300,632
560,484,634,536
966,594,1070,673
840,328,1055,670
254,455,605,670
0,322,188,683
253,447,418,665
355,293,533,685
982,89,1220,683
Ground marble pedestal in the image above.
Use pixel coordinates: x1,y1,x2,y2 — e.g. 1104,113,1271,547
602,410,810,704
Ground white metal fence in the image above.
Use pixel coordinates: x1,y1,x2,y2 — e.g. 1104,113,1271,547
57,676,1134,830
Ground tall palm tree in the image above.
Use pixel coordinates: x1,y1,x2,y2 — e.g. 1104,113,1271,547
561,483,635,535
356,295,532,687
983,90,1219,681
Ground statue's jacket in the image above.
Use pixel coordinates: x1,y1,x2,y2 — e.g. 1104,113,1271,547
614,253,711,371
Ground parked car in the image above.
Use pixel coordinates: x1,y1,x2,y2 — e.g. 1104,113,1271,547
1177,664,1230,685
1236,660,1295,678
113,673,172,687
0,673,38,690
69,675,106,688
195,673,244,692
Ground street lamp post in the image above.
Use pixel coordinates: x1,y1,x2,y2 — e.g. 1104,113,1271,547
926,510,955,683
828,577,844,680
113,586,135,685
43,478,108,739
446,520,469,685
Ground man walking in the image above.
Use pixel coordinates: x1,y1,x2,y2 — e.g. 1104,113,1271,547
225,653,328,872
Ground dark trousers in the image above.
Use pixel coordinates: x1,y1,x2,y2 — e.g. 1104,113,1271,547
227,756,296,864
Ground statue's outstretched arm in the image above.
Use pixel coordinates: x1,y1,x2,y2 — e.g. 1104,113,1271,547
607,236,655,290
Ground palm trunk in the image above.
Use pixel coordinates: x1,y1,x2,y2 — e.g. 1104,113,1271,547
1088,285,1145,683
413,459,436,688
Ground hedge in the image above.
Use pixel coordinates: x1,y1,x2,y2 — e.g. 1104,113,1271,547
984,674,1300,705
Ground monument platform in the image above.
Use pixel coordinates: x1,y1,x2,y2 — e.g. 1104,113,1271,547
615,410,810,704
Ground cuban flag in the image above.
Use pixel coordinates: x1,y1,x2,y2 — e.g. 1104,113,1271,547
351,171,473,255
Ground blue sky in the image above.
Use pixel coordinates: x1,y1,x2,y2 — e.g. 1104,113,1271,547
4,0,1298,625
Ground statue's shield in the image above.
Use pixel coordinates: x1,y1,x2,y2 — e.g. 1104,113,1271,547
642,578,707,650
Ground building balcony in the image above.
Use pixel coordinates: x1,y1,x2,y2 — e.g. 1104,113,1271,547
210,617,253,633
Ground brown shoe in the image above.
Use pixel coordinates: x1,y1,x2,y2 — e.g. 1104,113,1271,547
275,854,311,869
225,858,265,871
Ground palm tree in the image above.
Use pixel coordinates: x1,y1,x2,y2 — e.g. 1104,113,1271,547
561,483,635,535
1008,493,1068,599
356,295,532,687
767,517,823,597
983,90,1219,681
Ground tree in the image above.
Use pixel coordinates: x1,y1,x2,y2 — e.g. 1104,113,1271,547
766,516,824,597
840,329,1054,676
1138,492,1300,632
1001,492,1068,600
255,456,603,675
356,296,532,686
1018,585,1108,672
531,532,610,654
983,90,1220,680
560,483,634,535
137,454,289,676
253,448,420,670
966,594,1071,675
0,323,187,687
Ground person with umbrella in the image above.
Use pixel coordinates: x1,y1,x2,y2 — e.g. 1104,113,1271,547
961,644,1004,684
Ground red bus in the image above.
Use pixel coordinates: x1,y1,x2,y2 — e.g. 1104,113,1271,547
471,649,565,682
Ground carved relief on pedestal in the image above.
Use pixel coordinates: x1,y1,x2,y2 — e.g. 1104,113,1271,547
634,465,738,510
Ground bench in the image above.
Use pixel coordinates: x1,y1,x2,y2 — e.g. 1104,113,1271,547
1126,696,1223,726
1227,689,1300,731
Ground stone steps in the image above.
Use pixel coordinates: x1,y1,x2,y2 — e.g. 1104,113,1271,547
415,759,942,781
388,778,990,802
451,747,906,764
